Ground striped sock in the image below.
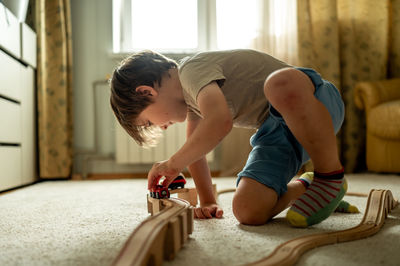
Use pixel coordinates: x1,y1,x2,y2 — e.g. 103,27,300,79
296,172,357,213
296,172,356,213
287,168,347,227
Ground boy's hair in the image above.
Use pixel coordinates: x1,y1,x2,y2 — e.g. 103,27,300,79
109,50,178,146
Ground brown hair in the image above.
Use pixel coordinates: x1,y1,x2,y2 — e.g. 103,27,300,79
109,50,178,146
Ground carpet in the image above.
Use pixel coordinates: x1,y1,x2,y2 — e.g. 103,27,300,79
0,174,399,266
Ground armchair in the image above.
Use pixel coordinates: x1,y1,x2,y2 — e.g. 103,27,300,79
354,78,400,172
354,79,400,173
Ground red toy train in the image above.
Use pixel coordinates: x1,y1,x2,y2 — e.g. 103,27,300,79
149,174,186,199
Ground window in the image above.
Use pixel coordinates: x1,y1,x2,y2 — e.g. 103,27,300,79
215,0,259,50
132,1,198,50
112,0,296,58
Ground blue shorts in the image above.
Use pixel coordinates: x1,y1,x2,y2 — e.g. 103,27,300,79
237,67,345,197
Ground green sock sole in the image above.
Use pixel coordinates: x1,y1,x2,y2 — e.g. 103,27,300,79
335,200,360,213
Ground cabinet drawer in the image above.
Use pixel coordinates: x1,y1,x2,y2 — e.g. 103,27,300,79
0,146,21,191
0,98,21,143
0,3,21,58
21,23,37,68
0,49,22,101
0,48,23,101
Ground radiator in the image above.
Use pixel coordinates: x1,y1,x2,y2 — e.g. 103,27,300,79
115,121,214,164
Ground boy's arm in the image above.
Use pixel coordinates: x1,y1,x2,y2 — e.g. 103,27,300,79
186,117,223,218
147,82,233,189
186,117,215,204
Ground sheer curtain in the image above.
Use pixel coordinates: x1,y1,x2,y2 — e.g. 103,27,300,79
215,0,298,63
220,0,298,176
251,0,298,64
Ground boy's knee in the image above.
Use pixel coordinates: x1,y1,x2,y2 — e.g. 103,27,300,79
232,190,274,225
264,68,313,112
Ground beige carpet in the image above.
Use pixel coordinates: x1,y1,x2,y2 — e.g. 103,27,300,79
0,174,399,266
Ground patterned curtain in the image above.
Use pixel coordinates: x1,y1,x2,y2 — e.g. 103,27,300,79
297,0,400,173
220,0,298,176
35,0,73,178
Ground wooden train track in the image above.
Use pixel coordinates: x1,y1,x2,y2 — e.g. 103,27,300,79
248,189,399,266
112,187,398,266
112,195,194,266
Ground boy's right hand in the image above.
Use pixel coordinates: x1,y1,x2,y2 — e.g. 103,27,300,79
194,203,223,219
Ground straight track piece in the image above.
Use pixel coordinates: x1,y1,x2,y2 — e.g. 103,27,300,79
164,216,181,260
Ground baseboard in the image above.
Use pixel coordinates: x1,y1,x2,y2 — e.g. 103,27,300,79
0,180,40,195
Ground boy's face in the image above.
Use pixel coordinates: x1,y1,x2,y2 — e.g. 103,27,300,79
136,85,187,130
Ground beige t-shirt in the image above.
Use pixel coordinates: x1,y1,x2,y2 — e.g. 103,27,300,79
178,49,290,129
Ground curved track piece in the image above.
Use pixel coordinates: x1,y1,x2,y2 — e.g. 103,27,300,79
247,189,399,266
112,197,193,266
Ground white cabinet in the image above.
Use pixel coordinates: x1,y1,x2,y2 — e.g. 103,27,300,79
0,4,36,191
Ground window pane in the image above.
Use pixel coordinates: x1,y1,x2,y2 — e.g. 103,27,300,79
216,0,259,50
131,0,197,50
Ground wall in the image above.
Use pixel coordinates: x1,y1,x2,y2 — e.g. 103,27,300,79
70,0,220,176
71,0,141,175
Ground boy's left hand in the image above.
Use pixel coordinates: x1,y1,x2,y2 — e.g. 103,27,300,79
194,203,224,219
147,160,183,189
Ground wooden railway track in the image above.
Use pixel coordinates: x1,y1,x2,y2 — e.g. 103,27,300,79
112,196,194,266
112,188,398,266
248,189,398,266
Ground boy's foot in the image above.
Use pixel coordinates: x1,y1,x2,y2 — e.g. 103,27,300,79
296,172,356,213
287,168,347,227
335,199,359,213
296,171,313,188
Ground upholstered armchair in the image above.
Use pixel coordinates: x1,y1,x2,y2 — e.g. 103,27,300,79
354,78,400,173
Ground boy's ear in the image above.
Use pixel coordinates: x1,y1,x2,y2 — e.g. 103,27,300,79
135,86,158,97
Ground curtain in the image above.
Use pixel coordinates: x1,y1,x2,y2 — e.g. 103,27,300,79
251,0,298,64
297,0,400,173
220,0,298,176
35,0,74,178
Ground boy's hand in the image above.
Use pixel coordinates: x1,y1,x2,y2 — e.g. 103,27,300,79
147,160,182,189
194,203,223,219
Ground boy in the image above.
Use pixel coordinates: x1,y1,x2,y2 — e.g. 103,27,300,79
110,49,346,227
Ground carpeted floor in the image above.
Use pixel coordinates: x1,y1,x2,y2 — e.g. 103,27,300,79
0,174,399,266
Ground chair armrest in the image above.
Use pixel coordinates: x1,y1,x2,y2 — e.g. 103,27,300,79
354,78,400,112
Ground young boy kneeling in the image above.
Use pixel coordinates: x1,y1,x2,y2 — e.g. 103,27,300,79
110,49,346,227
